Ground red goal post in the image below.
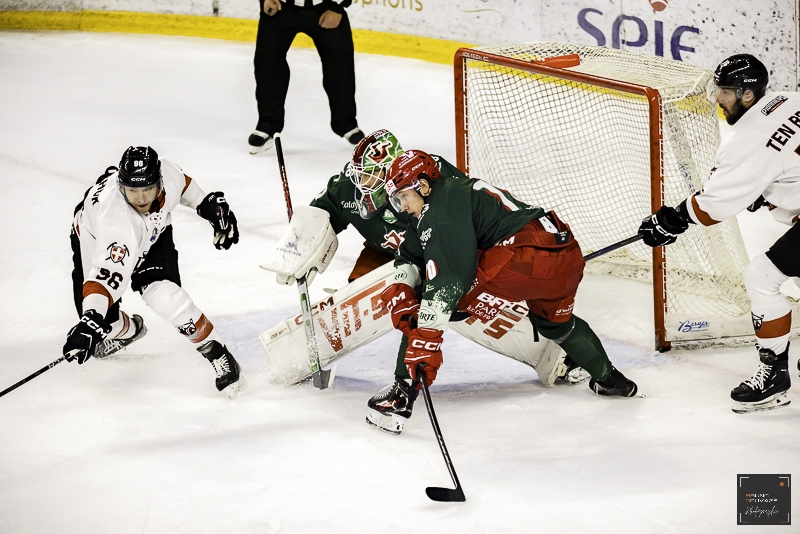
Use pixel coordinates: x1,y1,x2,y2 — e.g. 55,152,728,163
454,43,760,351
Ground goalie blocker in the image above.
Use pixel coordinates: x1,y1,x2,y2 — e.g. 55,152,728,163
259,262,570,386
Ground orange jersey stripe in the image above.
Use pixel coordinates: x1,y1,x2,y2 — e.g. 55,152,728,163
691,195,721,226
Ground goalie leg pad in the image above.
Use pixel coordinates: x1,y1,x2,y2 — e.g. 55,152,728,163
260,262,397,385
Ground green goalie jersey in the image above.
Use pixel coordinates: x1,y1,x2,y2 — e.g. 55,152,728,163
310,163,412,254
397,155,545,318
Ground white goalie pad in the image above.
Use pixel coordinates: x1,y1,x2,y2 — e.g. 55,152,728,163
260,262,396,385
260,205,338,285
260,262,566,386
449,303,566,387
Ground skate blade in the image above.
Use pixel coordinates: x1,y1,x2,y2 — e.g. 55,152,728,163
248,140,275,155
732,392,790,414
563,368,591,385
365,410,406,435
222,377,244,399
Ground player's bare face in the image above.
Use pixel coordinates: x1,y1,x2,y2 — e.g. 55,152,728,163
123,184,159,214
716,88,747,125
394,188,425,218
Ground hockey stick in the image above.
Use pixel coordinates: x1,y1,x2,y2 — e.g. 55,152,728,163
273,133,332,390
582,234,643,262
417,364,466,502
0,356,66,398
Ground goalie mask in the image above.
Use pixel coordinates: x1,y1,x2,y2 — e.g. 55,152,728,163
347,129,404,219
385,149,440,212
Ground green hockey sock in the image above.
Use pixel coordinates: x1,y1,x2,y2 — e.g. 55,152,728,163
395,335,411,380
534,315,613,380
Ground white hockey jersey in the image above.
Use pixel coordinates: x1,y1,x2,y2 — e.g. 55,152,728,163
73,159,206,314
688,91,800,226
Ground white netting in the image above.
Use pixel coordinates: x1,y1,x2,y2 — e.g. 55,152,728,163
461,42,753,344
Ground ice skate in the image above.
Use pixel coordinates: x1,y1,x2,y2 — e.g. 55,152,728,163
556,354,590,385
366,378,418,435
731,346,791,414
248,130,274,155
198,340,242,398
94,314,148,359
589,367,638,397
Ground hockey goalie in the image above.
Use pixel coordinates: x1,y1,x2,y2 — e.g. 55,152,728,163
260,130,587,431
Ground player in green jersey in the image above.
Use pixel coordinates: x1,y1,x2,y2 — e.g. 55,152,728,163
367,149,639,433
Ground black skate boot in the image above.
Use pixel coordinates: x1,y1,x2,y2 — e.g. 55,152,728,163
731,345,791,414
94,314,148,359
556,354,590,385
198,340,242,398
366,378,419,435
589,367,638,397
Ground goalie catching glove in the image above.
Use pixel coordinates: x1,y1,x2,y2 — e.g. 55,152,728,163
260,205,338,286
381,283,419,337
63,310,112,364
638,204,690,247
405,327,444,388
197,192,240,250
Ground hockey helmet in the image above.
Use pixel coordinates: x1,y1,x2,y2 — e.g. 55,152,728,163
118,146,162,188
385,149,440,212
709,54,769,102
347,130,404,219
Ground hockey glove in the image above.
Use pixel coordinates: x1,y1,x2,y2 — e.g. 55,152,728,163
405,327,444,388
381,283,420,337
63,310,112,364
197,192,240,250
638,205,690,247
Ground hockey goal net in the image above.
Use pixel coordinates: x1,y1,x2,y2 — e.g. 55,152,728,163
455,42,758,351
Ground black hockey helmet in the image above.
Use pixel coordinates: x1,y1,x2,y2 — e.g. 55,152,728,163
713,54,769,98
118,146,162,188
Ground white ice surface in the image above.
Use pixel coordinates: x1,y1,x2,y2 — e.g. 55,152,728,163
0,31,798,534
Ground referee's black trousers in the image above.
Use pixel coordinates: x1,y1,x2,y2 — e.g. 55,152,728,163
254,4,358,137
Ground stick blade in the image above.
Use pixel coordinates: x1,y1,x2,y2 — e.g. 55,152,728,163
312,369,333,390
425,486,466,502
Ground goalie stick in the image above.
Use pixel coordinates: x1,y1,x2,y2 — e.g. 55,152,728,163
274,133,332,390
418,365,466,502
0,356,66,398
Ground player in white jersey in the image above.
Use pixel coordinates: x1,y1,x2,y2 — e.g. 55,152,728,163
64,146,243,397
639,54,798,413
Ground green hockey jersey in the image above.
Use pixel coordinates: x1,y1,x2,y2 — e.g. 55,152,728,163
310,163,412,254
397,156,545,321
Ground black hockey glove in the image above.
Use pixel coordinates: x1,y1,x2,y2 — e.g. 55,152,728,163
638,205,690,247
197,192,240,250
63,310,112,364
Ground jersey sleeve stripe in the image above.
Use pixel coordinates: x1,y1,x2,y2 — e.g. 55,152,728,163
182,174,193,196
689,195,721,226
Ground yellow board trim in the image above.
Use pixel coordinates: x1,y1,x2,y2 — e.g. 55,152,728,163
0,10,473,65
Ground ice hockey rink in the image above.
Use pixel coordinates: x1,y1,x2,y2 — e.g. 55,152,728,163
0,30,798,533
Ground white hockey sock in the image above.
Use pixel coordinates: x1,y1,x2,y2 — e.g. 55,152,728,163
106,310,132,340
141,280,225,346
744,254,792,354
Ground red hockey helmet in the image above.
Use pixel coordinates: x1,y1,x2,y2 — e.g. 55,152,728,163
385,150,440,210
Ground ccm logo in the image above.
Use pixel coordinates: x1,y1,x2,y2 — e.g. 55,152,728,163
477,292,510,308
410,339,441,351
388,292,407,308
